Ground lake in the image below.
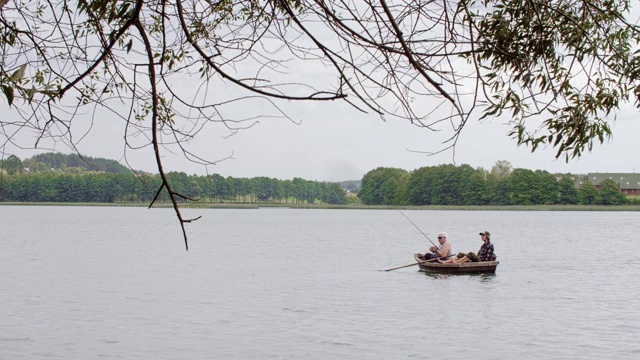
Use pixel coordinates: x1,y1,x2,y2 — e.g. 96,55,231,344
1,206,639,359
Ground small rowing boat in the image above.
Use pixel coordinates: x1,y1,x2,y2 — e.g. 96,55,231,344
413,253,499,274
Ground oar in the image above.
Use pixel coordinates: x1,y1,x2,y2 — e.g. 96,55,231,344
381,254,455,272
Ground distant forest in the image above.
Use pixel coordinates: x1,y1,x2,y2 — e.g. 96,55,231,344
0,153,350,205
7,152,132,174
358,165,631,206
0,153,632,206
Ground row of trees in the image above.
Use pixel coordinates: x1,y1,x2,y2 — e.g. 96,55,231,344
1,154,630,206
2,154,131,175
0,172,348,205
359,164,629,206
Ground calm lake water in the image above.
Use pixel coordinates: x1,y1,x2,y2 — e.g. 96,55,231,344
1,206,639,359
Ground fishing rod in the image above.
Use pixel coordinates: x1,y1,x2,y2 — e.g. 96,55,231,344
399,210,439,250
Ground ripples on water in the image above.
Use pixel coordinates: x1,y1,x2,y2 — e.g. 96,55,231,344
1,206,639,359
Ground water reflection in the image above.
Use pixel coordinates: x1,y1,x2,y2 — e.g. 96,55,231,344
420,271,497,282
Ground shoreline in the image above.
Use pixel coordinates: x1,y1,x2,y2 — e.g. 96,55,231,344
2,202,640,211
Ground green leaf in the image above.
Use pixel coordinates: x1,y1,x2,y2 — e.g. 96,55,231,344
10,64,27,82
27,87,36,103
2,85,15,106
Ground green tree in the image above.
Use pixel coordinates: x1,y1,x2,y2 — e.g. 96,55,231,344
2,155,22,175
484,172,510,205
505,169,560,205
165,172,193,202
28,153,131,174
407,166,438,205
461,166,488,205
439,164,487,205
579,181,599,205
253,177,282,202
428,164,459,205
558,175,579,205
536,170,560,205
393,175,411,206
233,177,253,203
359,167,409,205
597,179,628,205
208,174,230,202
507,169,536,205
491,160,513,179
281,179,294,204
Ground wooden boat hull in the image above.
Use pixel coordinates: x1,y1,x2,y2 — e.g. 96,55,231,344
414,254,499,274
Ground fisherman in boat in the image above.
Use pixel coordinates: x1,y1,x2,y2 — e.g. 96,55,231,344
440,230,496,264
417,231,452,261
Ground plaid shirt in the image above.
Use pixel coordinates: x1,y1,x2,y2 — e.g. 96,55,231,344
478,241,496,261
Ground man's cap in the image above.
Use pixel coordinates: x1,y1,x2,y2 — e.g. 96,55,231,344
479,231,490,237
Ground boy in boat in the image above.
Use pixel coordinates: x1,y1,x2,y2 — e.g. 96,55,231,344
418,232,452,261
477,230,496,261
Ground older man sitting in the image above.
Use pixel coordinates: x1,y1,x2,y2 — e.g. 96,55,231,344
418,231,452,261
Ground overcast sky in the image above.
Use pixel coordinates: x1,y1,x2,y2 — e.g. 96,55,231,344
3,93,639,182
3,5,640,182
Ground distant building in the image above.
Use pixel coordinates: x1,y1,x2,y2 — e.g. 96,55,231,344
582,173,640,196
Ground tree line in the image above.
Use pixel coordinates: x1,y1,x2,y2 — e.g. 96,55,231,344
0,154,348,205
0,154,631,206
2,153,130,175
358,163,630,206
0,171,349,205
